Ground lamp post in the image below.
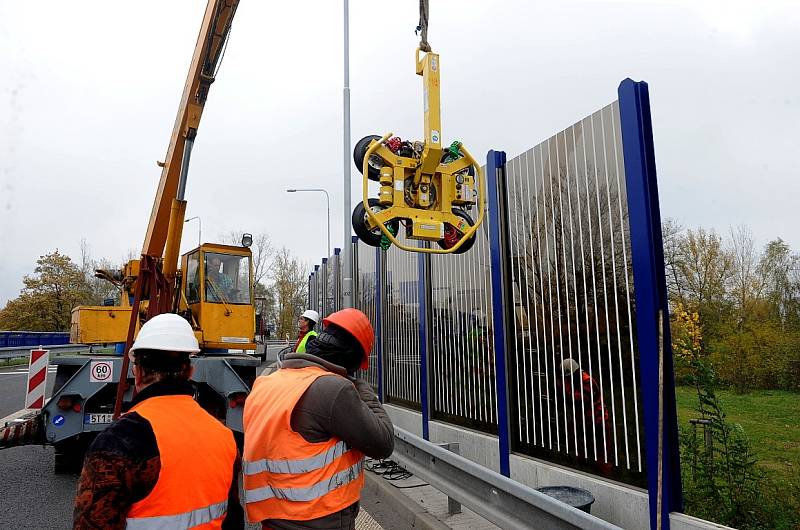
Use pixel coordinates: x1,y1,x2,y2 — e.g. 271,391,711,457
342,0,353,307
185,216,201,247
286,188,331,258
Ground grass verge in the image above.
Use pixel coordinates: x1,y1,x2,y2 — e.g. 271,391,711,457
675,386,799,484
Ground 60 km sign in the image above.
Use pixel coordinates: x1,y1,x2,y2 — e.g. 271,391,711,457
89,361,113,383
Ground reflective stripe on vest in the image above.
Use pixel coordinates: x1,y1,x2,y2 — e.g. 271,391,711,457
244,459,363,504
243,440,349,475
126,500,228,530
243,367,365,521
296,330,318,353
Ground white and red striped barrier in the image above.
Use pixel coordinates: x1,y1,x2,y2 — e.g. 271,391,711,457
25,348,50,409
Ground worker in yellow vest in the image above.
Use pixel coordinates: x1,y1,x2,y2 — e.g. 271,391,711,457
294,309,320,353
243,308,394,529
74,313,243,530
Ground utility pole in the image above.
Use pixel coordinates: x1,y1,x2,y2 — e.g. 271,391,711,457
341,0,354,307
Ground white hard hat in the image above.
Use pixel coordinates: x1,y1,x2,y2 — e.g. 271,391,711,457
130,313,200,353
301,309,320,324
561,358,580,375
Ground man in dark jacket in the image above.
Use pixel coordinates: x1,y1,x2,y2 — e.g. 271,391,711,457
74,313,243,530
243,308,394,530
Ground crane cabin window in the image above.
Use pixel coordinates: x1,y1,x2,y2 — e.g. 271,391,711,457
205,253,251,304
185,251,201,304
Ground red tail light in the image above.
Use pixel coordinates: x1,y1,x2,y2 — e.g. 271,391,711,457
228,392,247,408
57,395,81,411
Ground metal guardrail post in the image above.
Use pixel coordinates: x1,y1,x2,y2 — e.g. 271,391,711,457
618,79,683,530
392,426,621,530
437,442,462,514
486,149,512,477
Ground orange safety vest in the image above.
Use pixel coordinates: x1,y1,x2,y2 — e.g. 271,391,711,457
125,395,237,530
242,366,364,522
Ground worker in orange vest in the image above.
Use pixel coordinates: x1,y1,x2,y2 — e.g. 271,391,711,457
74,313,243,530
558,358,613,476
243,308,394,529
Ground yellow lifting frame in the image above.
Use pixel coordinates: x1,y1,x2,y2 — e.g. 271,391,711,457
360,49,485,255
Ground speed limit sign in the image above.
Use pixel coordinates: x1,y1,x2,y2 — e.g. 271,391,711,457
89,360,113,383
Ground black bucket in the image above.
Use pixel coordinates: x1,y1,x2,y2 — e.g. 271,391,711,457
536,486,595,514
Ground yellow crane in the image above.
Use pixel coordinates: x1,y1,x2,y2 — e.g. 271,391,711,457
71,0,256,358
15,0,261,472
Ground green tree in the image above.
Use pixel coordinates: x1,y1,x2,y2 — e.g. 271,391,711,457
0,250,91,331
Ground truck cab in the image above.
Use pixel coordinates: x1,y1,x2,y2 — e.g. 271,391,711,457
181,243,256,352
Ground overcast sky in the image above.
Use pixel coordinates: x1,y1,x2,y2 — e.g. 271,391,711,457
1,0,798,306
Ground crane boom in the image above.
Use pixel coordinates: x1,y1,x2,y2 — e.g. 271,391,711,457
142,0,239,258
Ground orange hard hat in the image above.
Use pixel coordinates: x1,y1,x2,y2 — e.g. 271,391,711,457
323,308,374,370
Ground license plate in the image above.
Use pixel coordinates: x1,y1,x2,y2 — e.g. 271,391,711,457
84,413,113,424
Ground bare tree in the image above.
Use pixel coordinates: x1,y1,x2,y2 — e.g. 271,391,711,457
662,218,685,303
79,238,122,305
727,226,766,319
676,227,732,314
271,247,308,340
220,231,274,287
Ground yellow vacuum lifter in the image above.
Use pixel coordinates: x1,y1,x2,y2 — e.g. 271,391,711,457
351,48,485,254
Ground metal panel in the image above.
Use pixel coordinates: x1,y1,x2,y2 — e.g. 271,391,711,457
0,332,70,348
320,258,328,318
503,102,645,487
331,248,341,314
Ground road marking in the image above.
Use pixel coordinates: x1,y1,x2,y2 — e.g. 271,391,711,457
0,368,57,376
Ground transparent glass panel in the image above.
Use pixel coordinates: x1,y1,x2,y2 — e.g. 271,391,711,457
503,102,645,487
429,203,497,434
383,232,421,409
354,241,379,390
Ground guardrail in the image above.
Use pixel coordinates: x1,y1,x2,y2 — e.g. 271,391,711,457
391,427,621,530
0,344,92,361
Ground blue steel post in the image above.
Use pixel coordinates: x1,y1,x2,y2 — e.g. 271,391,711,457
618,79,683,530
417,245,431,440
486,150,512,477
375,246,384,402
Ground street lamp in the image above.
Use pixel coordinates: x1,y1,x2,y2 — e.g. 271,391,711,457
286,188,331,258
185,216,201,247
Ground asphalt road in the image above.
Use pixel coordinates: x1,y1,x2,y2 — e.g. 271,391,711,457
0,443,397,530
0,364,58,418
0,346,415,530
0,345,408,530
